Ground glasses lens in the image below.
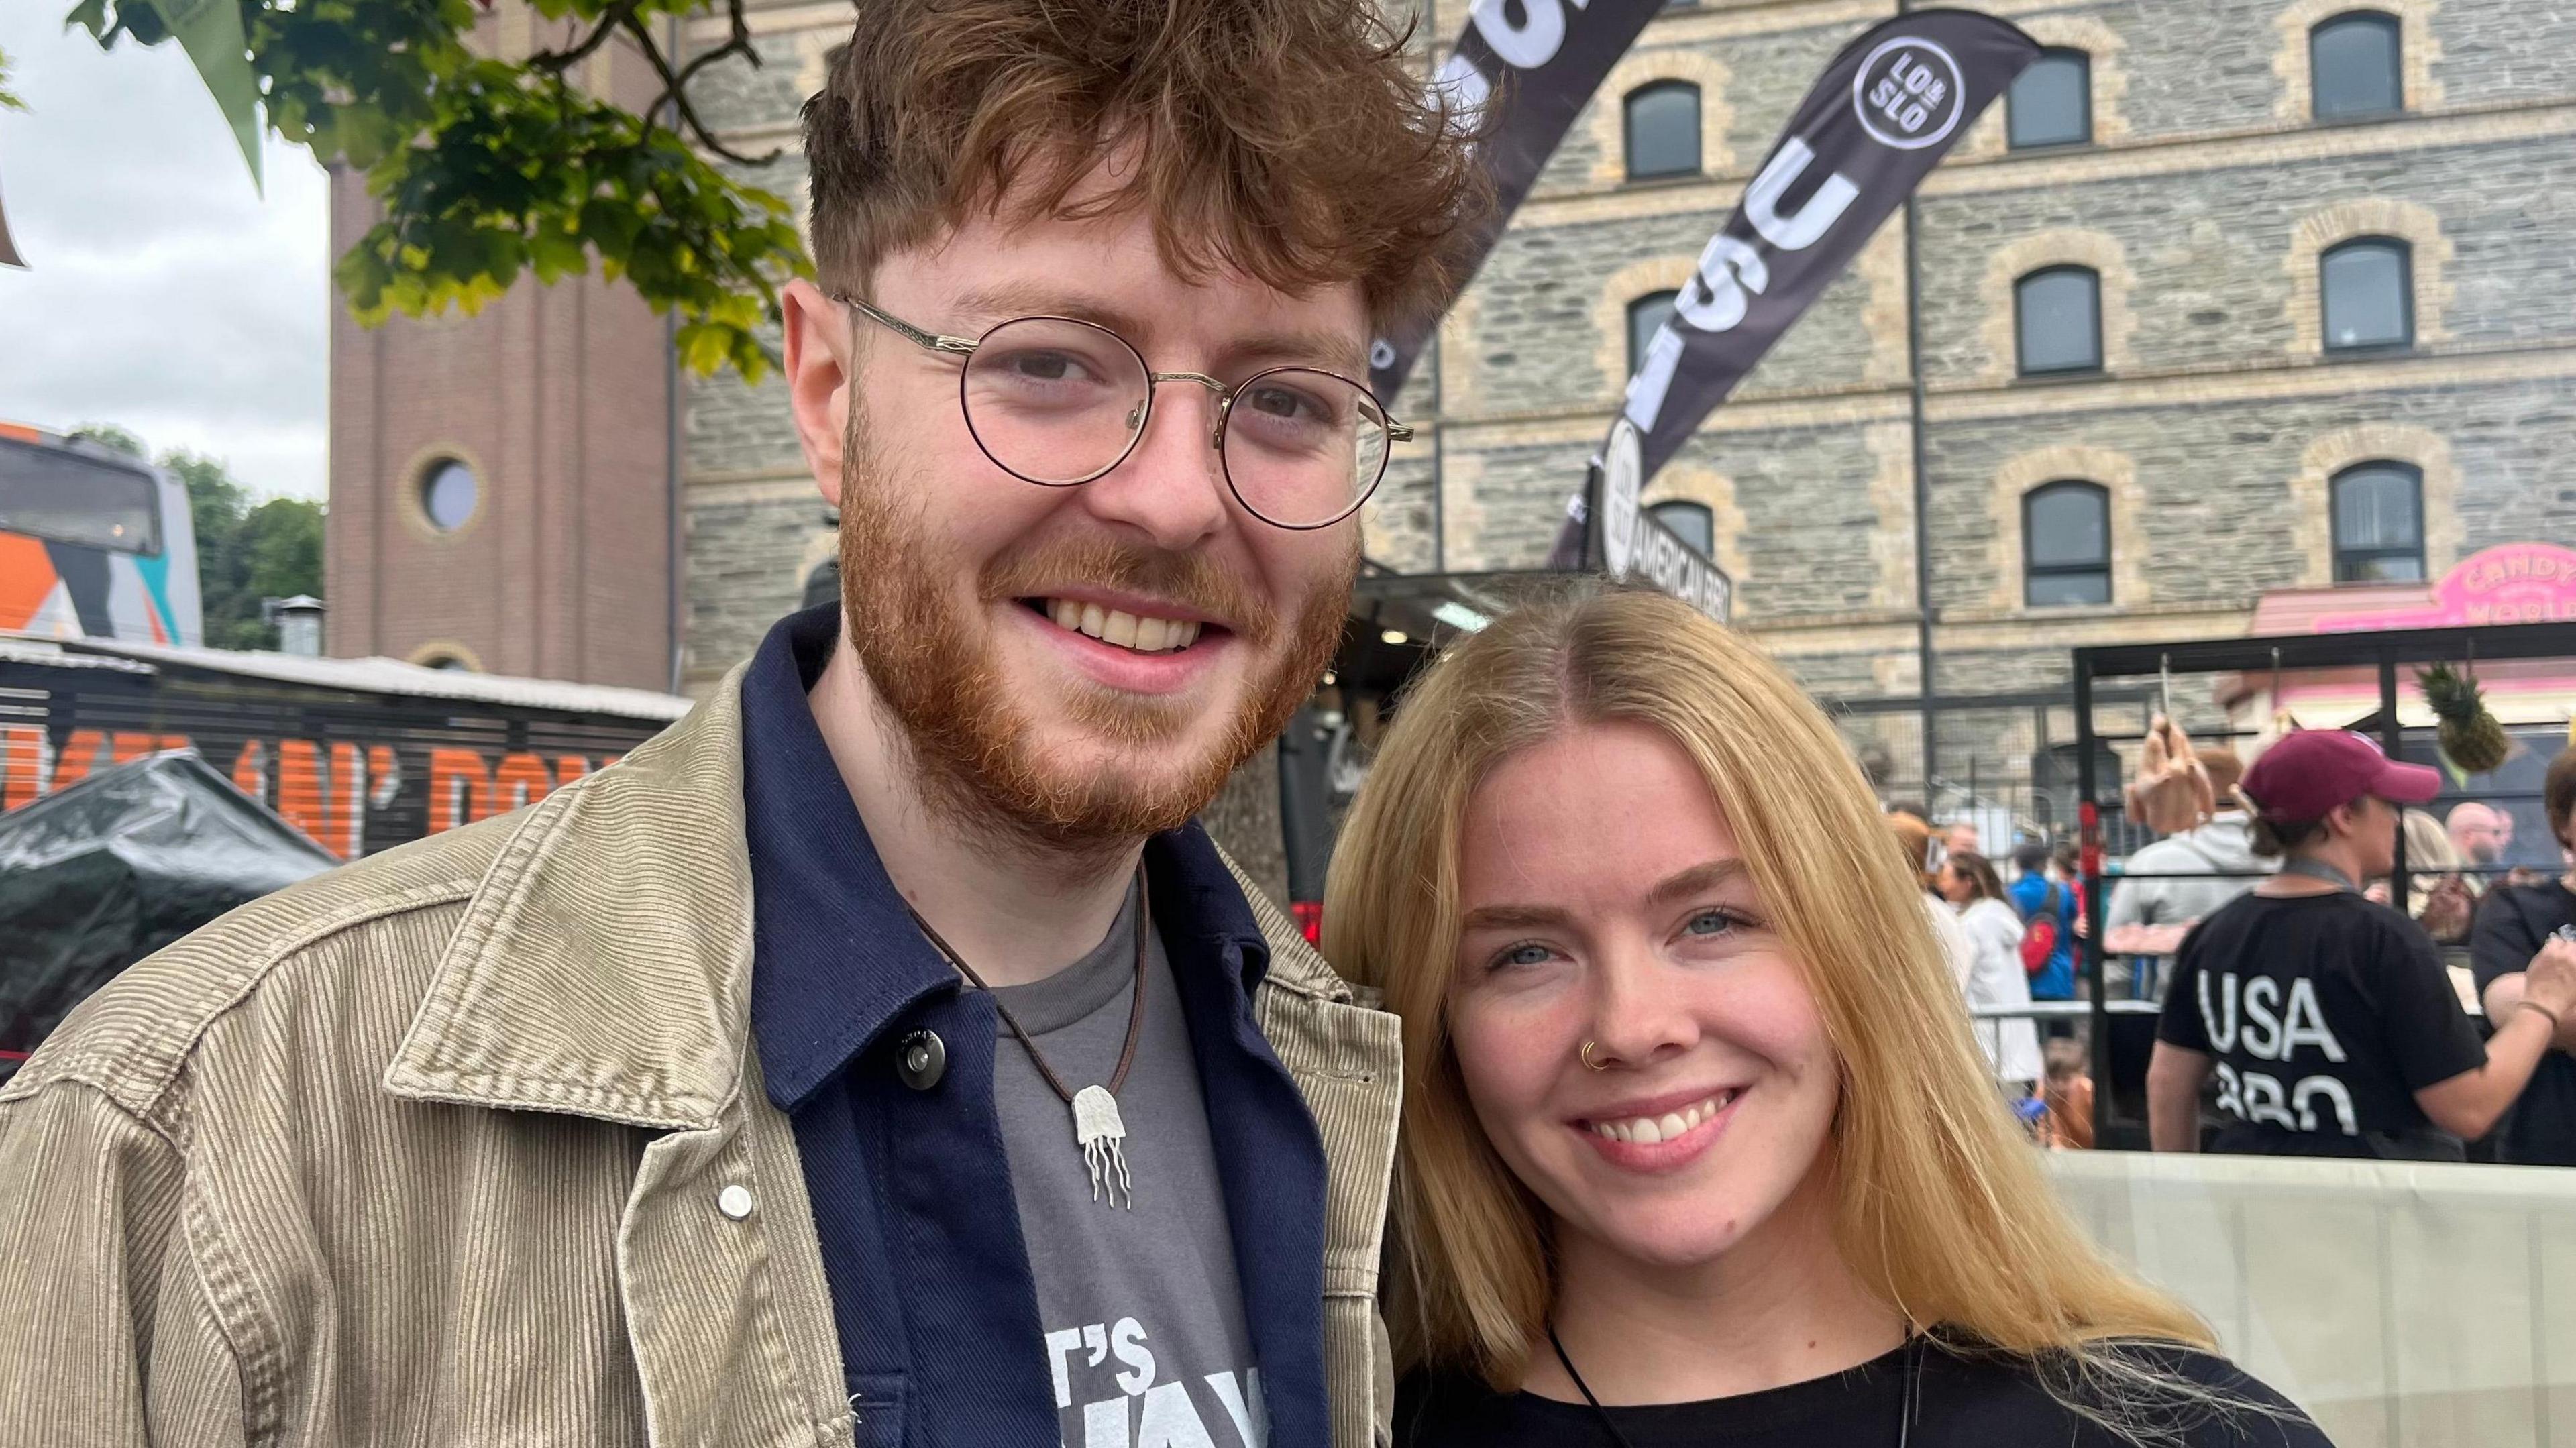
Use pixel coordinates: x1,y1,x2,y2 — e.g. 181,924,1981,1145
1222,369,1392,528
961,318,1151,485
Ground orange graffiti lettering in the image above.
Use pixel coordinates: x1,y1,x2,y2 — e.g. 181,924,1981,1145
276,740,368,859
1,727,48,811
231,740,268,805
490,753,554,813
428,748,494,836
50,731,106,792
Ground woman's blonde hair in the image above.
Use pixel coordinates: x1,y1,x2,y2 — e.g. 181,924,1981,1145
1323,587,2212,1397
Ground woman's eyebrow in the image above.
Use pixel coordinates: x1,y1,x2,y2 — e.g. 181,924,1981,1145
1643,859,1751,908
1459,903,1574,932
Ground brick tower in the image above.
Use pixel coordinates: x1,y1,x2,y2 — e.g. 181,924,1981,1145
324,8,675,691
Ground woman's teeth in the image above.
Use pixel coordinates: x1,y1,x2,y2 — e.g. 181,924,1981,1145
1589,1091,1737,1144
1044,599,1203,654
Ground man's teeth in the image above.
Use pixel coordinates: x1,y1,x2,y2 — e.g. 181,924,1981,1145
1589,1091,1736,1144
1046,599,1203,654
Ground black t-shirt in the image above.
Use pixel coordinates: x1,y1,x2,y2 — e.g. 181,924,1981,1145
2469,881,2576,1165
2157,891,2485,1159
1395,1341,2330,1448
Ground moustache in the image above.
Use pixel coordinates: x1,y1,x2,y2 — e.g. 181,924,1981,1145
980,536,1281,645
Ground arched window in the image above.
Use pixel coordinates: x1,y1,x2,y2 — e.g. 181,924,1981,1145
2311,11,2402,119
1623,82,1701,181
1627,290,1678,378
2015,266,2102,376
2320,237,2412,351
2024,480,2111,606
2332,461,2424,581
1648,500,1715,556
418,457,480,533
2008,48,2091,150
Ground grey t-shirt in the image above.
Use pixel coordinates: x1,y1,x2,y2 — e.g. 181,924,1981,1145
987,881,1267,1448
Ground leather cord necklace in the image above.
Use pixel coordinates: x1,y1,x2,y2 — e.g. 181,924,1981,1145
908,871,1148,1208
1547,1322,1920,1448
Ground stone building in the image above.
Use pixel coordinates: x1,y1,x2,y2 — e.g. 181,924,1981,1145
1380,0,2576,805
339,0,2576,819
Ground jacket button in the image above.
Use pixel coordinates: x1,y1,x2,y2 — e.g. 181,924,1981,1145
898,1029,947,1091
717,1184,755,1221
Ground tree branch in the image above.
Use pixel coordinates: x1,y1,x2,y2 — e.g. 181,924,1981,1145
618,2,778,168
530,0,644,74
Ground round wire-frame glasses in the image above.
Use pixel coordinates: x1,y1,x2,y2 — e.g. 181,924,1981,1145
833,292,1411,531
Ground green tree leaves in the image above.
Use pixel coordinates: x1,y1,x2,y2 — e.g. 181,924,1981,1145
72,0,811,380
0,45,27,112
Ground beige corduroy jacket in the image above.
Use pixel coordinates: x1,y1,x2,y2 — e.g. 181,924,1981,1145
0,668,1403,1447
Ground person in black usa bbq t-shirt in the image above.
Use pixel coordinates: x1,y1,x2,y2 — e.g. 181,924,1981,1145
2469,747,2576,1164
2150,730,2576,1160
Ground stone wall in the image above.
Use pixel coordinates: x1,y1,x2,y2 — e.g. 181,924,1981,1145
674,0,2576,814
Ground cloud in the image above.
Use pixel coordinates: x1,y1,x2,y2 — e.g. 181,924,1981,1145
0,13,329,500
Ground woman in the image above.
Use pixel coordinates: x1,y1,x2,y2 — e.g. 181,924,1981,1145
2146,730,2576,1161
1939,850,2044,1098
2470,748,2576,1164
1324,588,2325,1447
1888,812,1977,996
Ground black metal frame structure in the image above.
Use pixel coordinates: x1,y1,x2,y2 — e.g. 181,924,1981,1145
2068,619,2576,1146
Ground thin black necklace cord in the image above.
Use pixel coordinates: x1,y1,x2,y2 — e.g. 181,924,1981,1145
908,870,1149,1104
1546,1323,1919,1448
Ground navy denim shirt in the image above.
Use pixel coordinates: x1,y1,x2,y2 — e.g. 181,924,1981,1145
739,606,1333,1448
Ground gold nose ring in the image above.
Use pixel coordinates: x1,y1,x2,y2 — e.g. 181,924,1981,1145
1581,1040,1610,1072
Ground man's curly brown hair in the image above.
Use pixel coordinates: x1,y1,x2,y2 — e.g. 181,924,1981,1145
801,0,1489,333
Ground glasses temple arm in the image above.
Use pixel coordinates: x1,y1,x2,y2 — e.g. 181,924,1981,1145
839,294,978,357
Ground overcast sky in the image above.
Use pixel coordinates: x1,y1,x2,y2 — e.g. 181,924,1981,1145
1,11,330,500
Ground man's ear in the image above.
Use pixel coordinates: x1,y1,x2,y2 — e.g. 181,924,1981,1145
784,278,853,507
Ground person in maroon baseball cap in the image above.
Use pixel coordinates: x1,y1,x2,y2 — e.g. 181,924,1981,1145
2238,729,2442,840
2147,730,2576,1160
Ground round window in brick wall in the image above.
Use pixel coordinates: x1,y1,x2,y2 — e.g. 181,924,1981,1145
419,458,480,533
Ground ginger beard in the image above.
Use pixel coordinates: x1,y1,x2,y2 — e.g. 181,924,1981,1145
836,412,1355,850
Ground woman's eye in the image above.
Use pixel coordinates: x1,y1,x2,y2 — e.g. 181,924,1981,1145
1683,909,1741,938
1492,942,1555,970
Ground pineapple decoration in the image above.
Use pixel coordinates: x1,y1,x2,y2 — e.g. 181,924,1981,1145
2420,661,2510,777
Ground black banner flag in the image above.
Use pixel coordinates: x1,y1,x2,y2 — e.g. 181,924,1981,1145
1366,0,1668,402
1623,10,2038,478
1547,9,2037,575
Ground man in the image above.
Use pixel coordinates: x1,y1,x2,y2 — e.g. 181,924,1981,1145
2010,839,2080,1003
1944,820,1981,859
2106,748,2273,1000
0,4,1481,1443
2448,800,2513,883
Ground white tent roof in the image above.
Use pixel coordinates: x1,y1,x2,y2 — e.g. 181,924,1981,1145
1,632,693,722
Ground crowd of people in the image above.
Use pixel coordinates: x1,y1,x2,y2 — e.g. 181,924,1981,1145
1904,726,2576,1168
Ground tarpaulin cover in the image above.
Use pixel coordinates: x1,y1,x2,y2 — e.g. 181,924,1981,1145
0,750,334,1078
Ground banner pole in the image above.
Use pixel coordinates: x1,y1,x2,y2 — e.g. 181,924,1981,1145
1905,196,1938,801
1898,0,1940,804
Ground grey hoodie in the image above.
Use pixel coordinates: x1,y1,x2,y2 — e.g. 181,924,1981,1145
2106,811,2275,940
